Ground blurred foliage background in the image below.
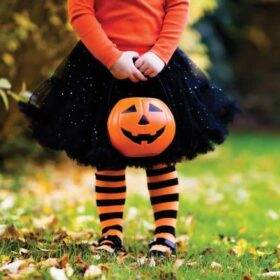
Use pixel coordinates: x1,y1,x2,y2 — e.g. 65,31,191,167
0,0,279,172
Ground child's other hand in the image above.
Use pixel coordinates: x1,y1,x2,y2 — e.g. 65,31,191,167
109,51,148,83
134,52,165,78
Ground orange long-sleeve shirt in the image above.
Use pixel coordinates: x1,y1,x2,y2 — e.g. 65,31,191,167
68,0,189,69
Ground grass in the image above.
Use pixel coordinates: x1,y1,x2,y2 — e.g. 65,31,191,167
0,132,279,279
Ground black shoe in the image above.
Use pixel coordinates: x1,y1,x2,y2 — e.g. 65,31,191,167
95,235,126,255
148,238,176,258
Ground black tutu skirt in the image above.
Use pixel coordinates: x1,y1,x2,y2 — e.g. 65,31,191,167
18,41,239,169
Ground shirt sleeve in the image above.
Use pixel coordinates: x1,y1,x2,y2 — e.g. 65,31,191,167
150,0,190,65
67,0,123,69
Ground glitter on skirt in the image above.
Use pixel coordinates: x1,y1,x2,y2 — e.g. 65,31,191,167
18,41,239,169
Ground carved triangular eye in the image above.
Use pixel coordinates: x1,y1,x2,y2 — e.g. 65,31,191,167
123,105,137,113
149,103,162,112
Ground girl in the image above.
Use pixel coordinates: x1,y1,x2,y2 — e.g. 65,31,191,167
19,0,239,257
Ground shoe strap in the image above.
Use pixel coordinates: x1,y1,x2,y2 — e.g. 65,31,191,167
149,238,176,254
98,235,123,250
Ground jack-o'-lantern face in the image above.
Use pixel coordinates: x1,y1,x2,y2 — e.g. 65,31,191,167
107,97,176,157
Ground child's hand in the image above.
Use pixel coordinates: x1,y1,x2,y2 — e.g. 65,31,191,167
134,52,165,78
109,51,148,83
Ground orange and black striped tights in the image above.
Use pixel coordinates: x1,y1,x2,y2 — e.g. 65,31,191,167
95,164,180,253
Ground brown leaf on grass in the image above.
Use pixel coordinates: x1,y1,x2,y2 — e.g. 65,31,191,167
0,224,20,240
58,255,69,269
137,256,147,266
158,271,176,279
22,228,44,242
218,234,236,244
19,248,29,256
201,247,215,256
117,251,129,264
63,230,94,244
53,229,68,243
75,254,89,272
99,263,110,273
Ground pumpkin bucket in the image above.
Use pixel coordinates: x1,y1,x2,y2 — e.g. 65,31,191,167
107,97,176,157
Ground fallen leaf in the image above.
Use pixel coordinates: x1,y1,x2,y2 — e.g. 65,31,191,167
99,263,110,273
201,247,215,256
0,224,20,240
75,254,89,272
64,231,94,244
58,255,69,269
210,261,223,270
65,264,74,277
84,265,102,278
174,259,184,269
117,252,129,264
185,261,198,267
22,228,44,242
137,256,147,266
53,230,68,243
49,267,68,280
248,247,267,257
0,260,24,274
39,258,59,268
19,248,29,256
231,239,248,257
0,258,35,277
260,271,280,278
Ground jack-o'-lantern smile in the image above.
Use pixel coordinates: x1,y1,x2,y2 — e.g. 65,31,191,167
121,127,165,144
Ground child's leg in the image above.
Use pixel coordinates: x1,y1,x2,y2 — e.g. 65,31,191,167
145,163,180,256
95,168,126,252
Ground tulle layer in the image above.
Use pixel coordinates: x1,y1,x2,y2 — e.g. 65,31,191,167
19,41,239,169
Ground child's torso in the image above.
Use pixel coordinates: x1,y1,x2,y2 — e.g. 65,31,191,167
94,0,166,52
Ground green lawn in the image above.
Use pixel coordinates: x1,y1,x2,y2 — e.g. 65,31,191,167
0,132,279,279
